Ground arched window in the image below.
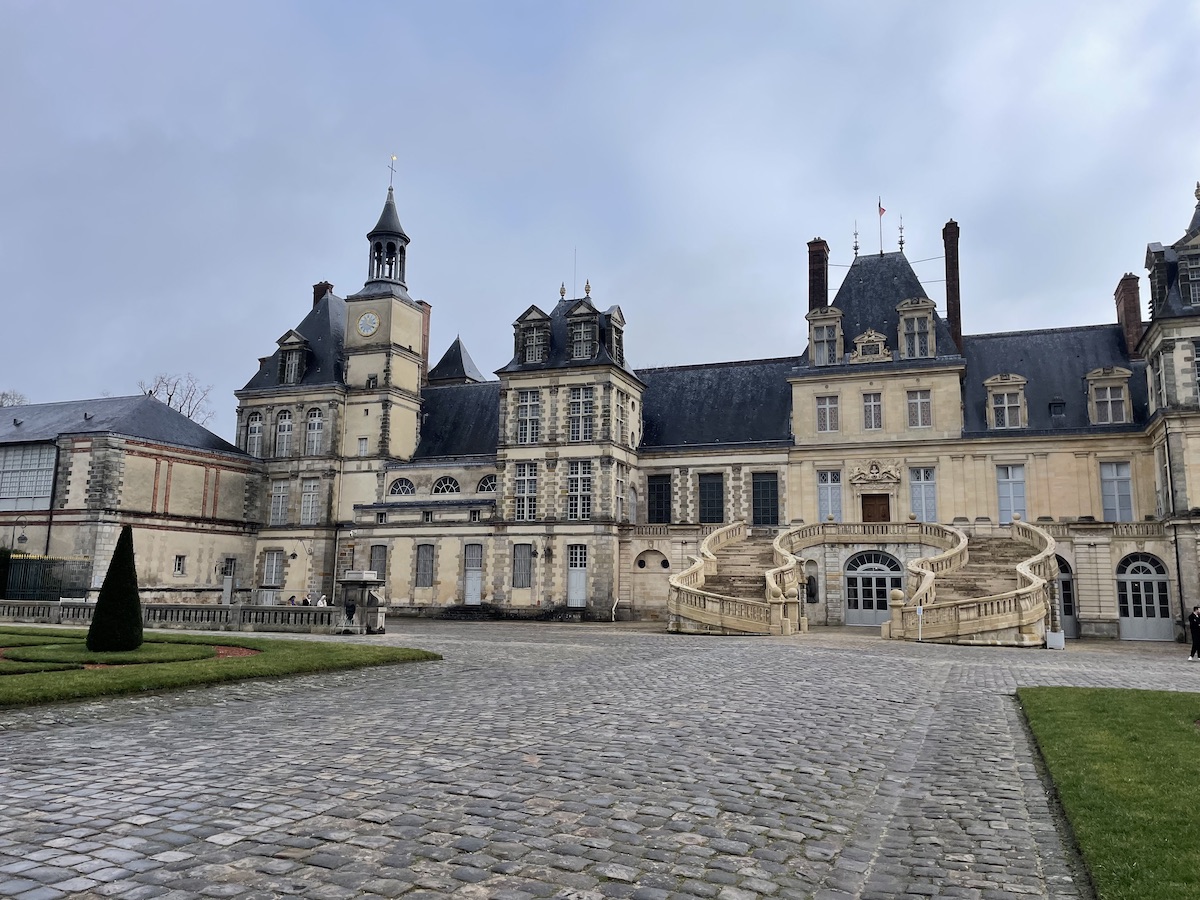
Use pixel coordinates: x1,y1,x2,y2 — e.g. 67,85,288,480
477,474,497,493
432,476,460,494
1116,553,1169,620
389,478,415,496
246,412,263,458
275,410,293,457
844,551,903,625
305,408,323,455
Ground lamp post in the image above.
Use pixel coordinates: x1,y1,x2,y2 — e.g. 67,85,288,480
10,515,28,550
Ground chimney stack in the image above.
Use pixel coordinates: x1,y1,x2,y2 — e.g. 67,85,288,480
417,299,432,386
1115,273,1144,359
807,238,830,312
942,220,963,354
312,281,333,307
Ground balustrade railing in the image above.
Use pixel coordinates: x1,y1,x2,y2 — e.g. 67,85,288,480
668,521,784,634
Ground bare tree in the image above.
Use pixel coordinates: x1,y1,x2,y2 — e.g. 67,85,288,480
138,373,215,426
0,389,28,407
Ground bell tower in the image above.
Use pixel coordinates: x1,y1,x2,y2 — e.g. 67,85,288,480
365,186,410,289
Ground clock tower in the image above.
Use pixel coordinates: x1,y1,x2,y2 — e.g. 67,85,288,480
343,185,431,464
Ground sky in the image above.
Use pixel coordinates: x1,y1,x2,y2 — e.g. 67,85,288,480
3,0,1199,440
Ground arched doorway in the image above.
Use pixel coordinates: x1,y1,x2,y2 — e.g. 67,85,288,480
1116,553,1174,641
845,551,902,626
1056,555,1077,638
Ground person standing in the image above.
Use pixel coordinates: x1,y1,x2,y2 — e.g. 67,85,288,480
1189,606,1200,660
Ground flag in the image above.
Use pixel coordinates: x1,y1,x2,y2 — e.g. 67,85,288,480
878,199,886,217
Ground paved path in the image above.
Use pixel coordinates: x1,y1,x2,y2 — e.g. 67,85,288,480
1,623,1197,900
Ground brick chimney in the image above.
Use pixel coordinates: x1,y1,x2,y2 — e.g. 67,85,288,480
807,238,830,312
417,299,432,386
1115,273,1144,359
942,220,963,354
312,281,333,307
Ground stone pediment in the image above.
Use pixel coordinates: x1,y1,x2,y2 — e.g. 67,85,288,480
850,328,892,363
849,459,901,486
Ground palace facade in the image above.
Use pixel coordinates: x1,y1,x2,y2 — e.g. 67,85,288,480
5,183,1200,641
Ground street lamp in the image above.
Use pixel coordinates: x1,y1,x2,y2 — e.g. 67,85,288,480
10,515,28,550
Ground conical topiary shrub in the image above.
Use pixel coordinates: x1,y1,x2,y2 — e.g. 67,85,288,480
87,525,144,652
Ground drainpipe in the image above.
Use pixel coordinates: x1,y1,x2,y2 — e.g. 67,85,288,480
1163,421,1188,639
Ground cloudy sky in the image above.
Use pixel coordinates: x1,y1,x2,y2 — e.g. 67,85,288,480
3,0,1198,439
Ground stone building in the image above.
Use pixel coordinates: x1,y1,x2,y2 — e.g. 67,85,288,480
6,182,1200,642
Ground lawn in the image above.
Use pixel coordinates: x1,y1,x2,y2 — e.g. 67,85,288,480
1020,686,1200,900
0,626,440,707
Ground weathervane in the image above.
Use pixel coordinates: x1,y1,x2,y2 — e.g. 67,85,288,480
898,214,905,252
388,154,397,187
853,221,859,258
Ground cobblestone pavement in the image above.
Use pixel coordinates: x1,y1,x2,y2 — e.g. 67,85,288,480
2,622,1198,900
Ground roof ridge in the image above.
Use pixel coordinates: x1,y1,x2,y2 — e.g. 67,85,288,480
967,322,1119,340
635,355,803,375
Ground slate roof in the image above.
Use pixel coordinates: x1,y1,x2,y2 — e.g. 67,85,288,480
368,185,408,240
636,358,799,449
961,324,1148,434
496,297,638,378
240,290,346,393
428,337,486,384
414,383,501,459
797,252,960,368
0,395,247,457
1146,191,1200,320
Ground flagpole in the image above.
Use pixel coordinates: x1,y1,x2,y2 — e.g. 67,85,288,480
878,196,883,256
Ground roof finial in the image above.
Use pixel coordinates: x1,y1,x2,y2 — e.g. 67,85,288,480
388,154,397,187
853,221,859,258
1195,180,1200,202
584,279,591,297
898,214,905,252
560,282,566,299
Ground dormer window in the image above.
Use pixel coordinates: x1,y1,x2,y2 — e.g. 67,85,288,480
570,319,596,359
1087,366,1132,425
1187,256,1200,306
281,350,302,384
850,329,893,364
611,326,625,365
984,374,1027,430
806,307,843,366
524,326,548,363
897,298,937,360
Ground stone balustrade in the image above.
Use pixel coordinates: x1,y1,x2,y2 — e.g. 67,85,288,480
0,600,344,634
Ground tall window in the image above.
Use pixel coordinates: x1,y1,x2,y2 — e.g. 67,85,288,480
816,395,839,433
863,393,882,431
305,408,323,455
263,550,284,586
616,390,629,445
415,545,434,587
246,413,263,458
1156,446,1171,517
1100,461,1133,522
817,470,842,522
281,350,302,384
616,464,627,522
570,320,595,358
910,467,937,522
647,474,672,524
612,327,625,365
752,472,779,526
357,437,369,457
1094,386,1126,424
568,460,592,520
0,444,56,510
996,464,1026,524
369,544,387,577
1152,356,1166,408
907,390,932,428
517,390,541,444
515,462,537,521
902,315,930,358
569,387,594,442
269,481,289,526
513,544,533,588
698,472,724,524
300,478,320,526
992,392,1021,429
1116,553,1169,620
813,324,839,366
524,327,547,363
275,411,293,457
1056,556,1075,620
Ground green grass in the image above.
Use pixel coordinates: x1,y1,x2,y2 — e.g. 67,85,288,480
0,626,440,708
1020,686,1200,900
7,641,215,664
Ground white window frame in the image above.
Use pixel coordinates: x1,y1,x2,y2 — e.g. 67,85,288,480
300,478,320,526
816,395,839,433
1100,461,1133,522
415,544,435,587
513,544,533,588
0,444,56,510
996,464,1026,524
817,469,842,522
275,411,293,457
813,324,840,366
173,554,186,576
263,550,284,586
863,392,882,431
305,408,323,455
524,326,548,363
357,437,369,457
515,462,537,521
269,481,289,527
616,390,629,445
569,386,594,442
907,390,932,428
246,413,263,458
568,460,592,520
992,392,1022,429
910,467,937,522
517,390,541,444
902,315,931,358
570,320,596,359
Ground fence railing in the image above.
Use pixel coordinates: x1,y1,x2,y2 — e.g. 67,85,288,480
0,600,344,634
4,556,91,601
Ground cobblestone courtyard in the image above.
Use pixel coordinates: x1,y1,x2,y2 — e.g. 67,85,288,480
1,623,1197,900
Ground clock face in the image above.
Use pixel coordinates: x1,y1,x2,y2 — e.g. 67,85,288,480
357,312,380,337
